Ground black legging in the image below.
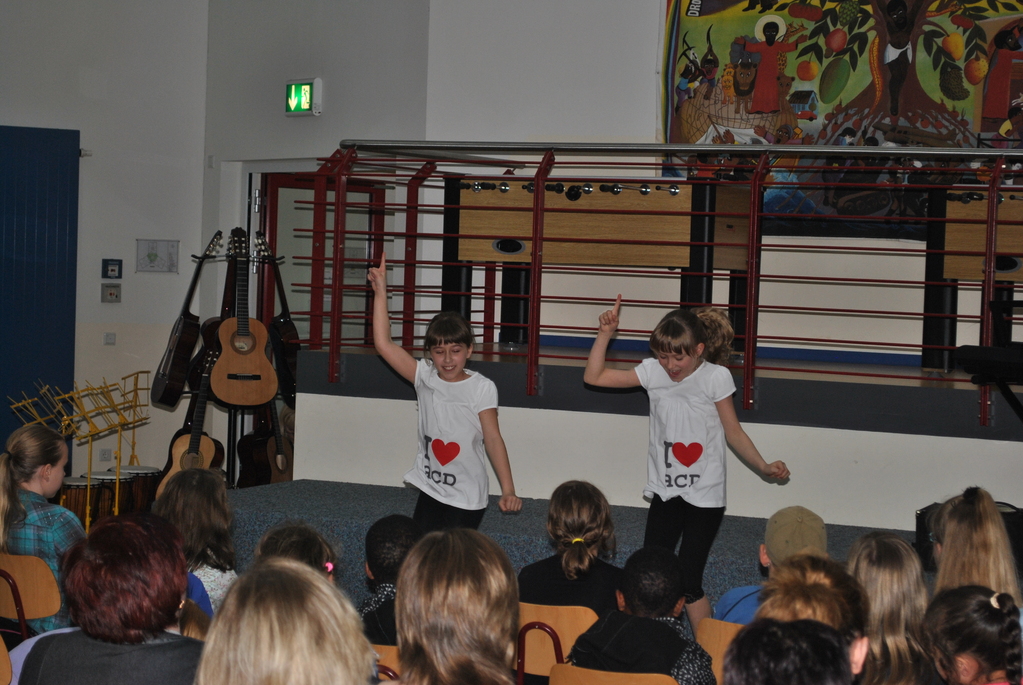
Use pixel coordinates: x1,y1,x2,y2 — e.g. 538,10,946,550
412,491,486,533
643,494,725,603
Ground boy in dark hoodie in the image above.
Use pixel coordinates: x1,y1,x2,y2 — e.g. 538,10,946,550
569,546,715,685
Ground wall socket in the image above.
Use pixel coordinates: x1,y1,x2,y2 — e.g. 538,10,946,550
99,448,113,462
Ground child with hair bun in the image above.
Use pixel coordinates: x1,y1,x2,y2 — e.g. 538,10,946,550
1,425,84,633
931,486,1022,606
925,585,1022,685
518,480,621,617
584,300,788,631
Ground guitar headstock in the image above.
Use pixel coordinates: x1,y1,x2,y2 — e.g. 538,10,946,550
254,232,276,262
225,227,249,259
202,349,220,375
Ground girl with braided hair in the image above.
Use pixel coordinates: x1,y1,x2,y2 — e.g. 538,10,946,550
925,585,1022,685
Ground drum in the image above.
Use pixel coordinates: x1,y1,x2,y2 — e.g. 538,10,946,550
83,471,135,521
59,477,91,526
111,465,162,513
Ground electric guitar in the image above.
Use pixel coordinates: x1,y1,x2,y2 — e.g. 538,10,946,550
255,233,301,409
157,352,225,498
209,228,278,407
151,231,222,408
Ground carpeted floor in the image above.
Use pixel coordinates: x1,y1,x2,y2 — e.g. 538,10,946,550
228,479,916,617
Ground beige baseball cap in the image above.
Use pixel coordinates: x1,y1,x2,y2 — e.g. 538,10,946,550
764,506,827,565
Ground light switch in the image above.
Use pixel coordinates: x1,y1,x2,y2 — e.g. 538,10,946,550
101,283,121,303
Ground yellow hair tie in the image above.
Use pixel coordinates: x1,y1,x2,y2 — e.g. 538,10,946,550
571,538,585,544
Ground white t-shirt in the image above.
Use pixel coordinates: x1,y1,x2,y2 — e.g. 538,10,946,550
635,358,735,508
403,359,498,511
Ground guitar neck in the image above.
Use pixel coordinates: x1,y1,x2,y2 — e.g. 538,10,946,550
236,245,251,336
269,400,285,458
188,374,211,453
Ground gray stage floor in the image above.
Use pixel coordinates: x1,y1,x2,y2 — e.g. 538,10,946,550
228,479,915,614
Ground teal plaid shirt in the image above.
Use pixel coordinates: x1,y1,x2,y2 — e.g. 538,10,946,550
7,490,84,633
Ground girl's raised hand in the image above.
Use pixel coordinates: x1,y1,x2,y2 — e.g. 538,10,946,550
598,294,622,334
762,460,790,480
367,253,387,294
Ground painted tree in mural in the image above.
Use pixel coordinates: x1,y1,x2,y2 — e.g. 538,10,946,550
786,0,1023,145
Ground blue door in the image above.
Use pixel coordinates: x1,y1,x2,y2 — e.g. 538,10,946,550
0,126,79,443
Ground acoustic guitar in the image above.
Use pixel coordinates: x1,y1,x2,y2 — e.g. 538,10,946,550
157,352,225,498
151,231,222,408
267,400,294,483
236,403,273,488
255,233,301,409
188,232,238,402
209,229,278,407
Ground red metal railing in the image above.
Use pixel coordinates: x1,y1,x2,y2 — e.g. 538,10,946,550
285,141,1022,425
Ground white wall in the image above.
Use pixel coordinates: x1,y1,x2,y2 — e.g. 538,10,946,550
0,1,210,470
296,393,1023,531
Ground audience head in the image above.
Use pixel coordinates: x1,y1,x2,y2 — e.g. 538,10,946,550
761,505,827,569
723,618,852,685
365,514,422,585
931,486,1022,605
649,308,707,359
618,546,685,619
153,468,235,572
756,553,870,674
178,599,211,641
847,532,933,685
925,585,1022,685
196,558,375,685
693,306,735,366
396,528,518,685
255,520,336,578
63,512,187,643
546,480,616,580
0,425,67,545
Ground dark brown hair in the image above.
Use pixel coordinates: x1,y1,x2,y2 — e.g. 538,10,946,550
423,311,475,354
0,425,66,550
153,469,235,572
925,585,1022,685
546,481,615,580
648,308,706,359
255,521,336,575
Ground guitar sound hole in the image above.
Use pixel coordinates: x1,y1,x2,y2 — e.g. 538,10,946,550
231,333,255,354
182,452,204,469
275,453,289,472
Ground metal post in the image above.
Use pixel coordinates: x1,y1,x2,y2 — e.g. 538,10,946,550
526,151,556,396
326,148,358,383
742,155,769,410
401,163,437,347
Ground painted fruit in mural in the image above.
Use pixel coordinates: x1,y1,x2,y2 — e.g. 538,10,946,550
941,33,964,61
964,56,989,85
826,28,849,52
797,60,820,80
818,58,851,103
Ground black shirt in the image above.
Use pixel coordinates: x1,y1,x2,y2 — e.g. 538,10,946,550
518,555,622,618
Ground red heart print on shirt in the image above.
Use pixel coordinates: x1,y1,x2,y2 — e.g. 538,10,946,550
671,442,703,467
431,439,461,466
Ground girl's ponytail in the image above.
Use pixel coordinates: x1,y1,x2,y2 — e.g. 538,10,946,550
694,307,735,366
546,481,616,581
0,450,18,552
561,535,595,581
0,425,67,550
995,592,1023,685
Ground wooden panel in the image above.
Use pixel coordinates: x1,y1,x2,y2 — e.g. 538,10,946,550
457,184,691,267
713,185,751,271
943,197,1023,281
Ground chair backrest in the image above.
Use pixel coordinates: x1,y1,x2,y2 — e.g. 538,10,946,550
695,618,744,685
517,603,598,677
372,644,400,678
0,554,60,620
549,663,678,685
0,640,10,685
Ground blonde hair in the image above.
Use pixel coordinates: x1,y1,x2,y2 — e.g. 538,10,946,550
196,558,374,685
693,307,734,365
933,487,1022,606
756,554,868,644
0,425,66,551
396,529,518,685
179,599,210,641
847,532,933,685
546,481,616,580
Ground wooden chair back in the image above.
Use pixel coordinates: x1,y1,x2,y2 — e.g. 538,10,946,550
517,603,598,678
695,618,745,685
549,663,678,685
0,554,61,639
372,644,400,678
0,641,10,685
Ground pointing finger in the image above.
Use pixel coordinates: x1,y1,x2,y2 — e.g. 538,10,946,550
612,294,622,317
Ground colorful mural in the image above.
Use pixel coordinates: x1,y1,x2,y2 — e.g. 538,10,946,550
662,0,1023,149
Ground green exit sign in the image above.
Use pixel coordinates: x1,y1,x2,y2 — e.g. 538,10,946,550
285,78,322,116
